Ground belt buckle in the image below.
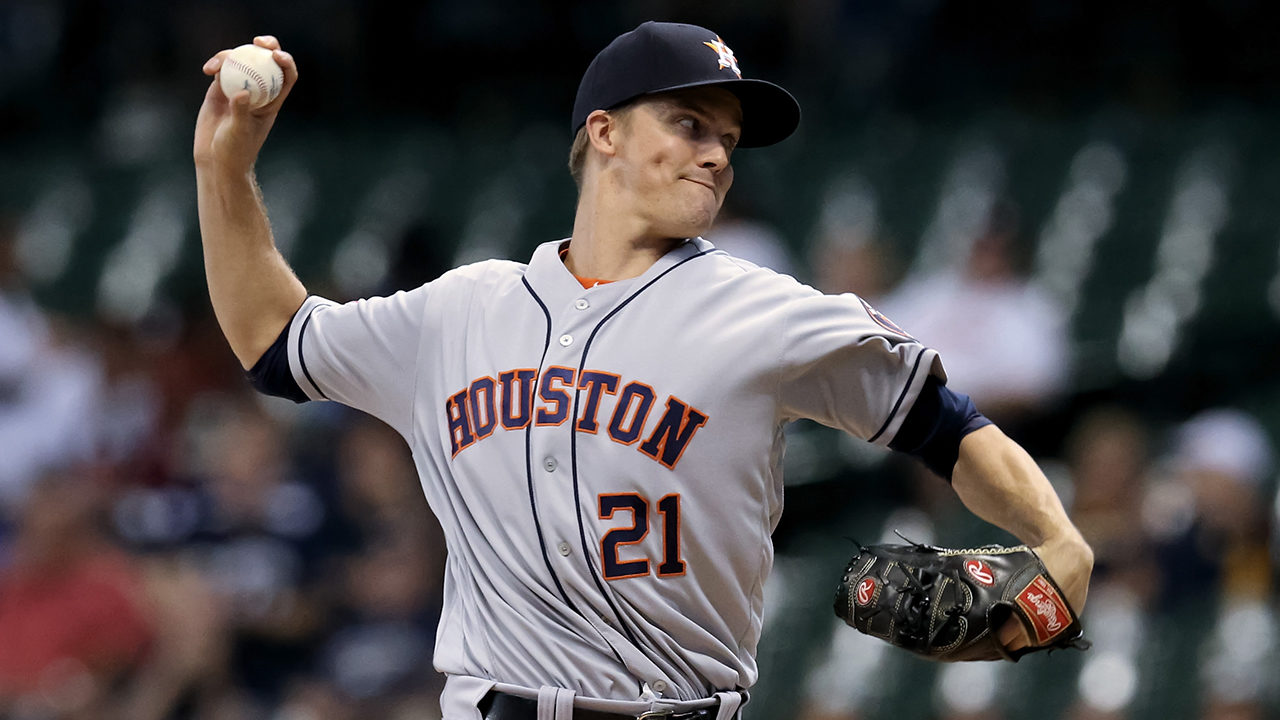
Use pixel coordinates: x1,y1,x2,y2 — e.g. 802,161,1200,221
636,711,674,719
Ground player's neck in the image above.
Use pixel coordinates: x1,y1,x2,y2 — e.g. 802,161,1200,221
568,202,684,281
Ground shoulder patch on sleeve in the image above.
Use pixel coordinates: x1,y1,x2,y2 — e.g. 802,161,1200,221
859,296,914,339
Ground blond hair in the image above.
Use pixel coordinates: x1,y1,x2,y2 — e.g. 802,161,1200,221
568,125,591,189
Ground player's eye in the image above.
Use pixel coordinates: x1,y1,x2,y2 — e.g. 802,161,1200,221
677,116,699,133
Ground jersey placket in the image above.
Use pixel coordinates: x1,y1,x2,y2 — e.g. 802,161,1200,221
517,241,716,695
552,287,688,695
526,286,632,635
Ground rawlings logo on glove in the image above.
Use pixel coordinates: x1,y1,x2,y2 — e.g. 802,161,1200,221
833,539,1090,662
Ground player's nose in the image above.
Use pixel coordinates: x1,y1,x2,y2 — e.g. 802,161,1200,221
697,140,731,173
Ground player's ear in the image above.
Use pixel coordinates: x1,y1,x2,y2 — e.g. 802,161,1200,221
585,109,621,157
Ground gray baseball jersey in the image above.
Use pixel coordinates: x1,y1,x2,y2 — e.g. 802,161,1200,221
277,237,943,714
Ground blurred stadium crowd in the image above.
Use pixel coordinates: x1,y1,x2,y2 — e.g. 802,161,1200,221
3,1,1280,719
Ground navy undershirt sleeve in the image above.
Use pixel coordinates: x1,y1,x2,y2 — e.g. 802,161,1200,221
888,375,992,481
246,320,308,403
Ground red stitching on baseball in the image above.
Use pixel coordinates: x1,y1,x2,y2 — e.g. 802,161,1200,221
224,57,270,98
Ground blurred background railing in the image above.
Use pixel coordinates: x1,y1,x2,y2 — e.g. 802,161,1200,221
2,1,1279,719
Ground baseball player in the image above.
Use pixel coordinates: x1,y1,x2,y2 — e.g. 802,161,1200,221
194,22,1093,720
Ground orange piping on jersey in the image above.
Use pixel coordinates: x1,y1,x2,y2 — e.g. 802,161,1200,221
574,275,613,289
558,244,615,289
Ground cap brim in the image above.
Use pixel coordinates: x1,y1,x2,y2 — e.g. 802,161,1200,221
645,77,801,148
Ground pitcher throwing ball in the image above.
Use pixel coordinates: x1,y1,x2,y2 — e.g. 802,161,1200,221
194,21,1093,720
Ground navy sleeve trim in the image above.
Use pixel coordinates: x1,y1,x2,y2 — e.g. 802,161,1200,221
246,320,309,403
867,349,926,444
889,375,992,481
296,306,328,400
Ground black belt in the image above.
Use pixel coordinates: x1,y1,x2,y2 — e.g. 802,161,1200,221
478,690,726,720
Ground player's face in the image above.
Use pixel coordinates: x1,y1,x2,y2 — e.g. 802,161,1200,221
612,88,742,239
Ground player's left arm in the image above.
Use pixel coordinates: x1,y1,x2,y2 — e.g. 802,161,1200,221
886,375,1092,650
950,424,1094,649
770,284,1093,641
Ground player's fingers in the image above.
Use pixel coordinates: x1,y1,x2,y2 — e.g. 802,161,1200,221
229,90,253,117
251,48,297,112
997,617,1030,650
274,49,298,85
254,35,281,51
202,50,228,77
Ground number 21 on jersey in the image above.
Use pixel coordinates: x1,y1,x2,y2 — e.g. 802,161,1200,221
598,493,686,580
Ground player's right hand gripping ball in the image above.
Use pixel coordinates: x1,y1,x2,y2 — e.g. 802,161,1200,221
834,541,1090,661
219,44,284,109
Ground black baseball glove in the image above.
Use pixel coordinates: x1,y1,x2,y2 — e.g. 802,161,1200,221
833,539,1090,662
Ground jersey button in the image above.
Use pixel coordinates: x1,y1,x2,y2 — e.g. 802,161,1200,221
575,298,590,310
559,334,573,347
557,541,571,556
543,457,557,472
651,680,668,694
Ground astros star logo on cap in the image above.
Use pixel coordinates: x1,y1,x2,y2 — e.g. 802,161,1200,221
702,36,742,78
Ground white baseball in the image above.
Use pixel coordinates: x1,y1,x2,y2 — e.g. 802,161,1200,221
218,44,284,109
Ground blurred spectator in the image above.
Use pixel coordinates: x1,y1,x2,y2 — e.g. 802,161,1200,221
180,394,339,710
317,529,444,716
809,227,898,303
879,198,1068,431
1143,408,1277,719
112,551,228,720
807,172,899,301
1147,407,1275,607
269,530,445,720
0,217,103,512
270,415,446,718
1065,405,1160,604
0,467,154,718
1058,406,1160,720
89,319,168,487
331,415,441,544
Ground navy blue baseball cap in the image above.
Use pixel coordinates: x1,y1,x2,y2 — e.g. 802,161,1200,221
571,21,801,148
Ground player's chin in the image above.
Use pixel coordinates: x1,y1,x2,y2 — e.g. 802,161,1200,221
669,211,716,240
671,198,721,237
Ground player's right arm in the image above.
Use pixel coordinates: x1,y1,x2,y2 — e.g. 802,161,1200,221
194,35,306,369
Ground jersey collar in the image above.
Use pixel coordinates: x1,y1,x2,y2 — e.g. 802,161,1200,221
523,237,714,310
